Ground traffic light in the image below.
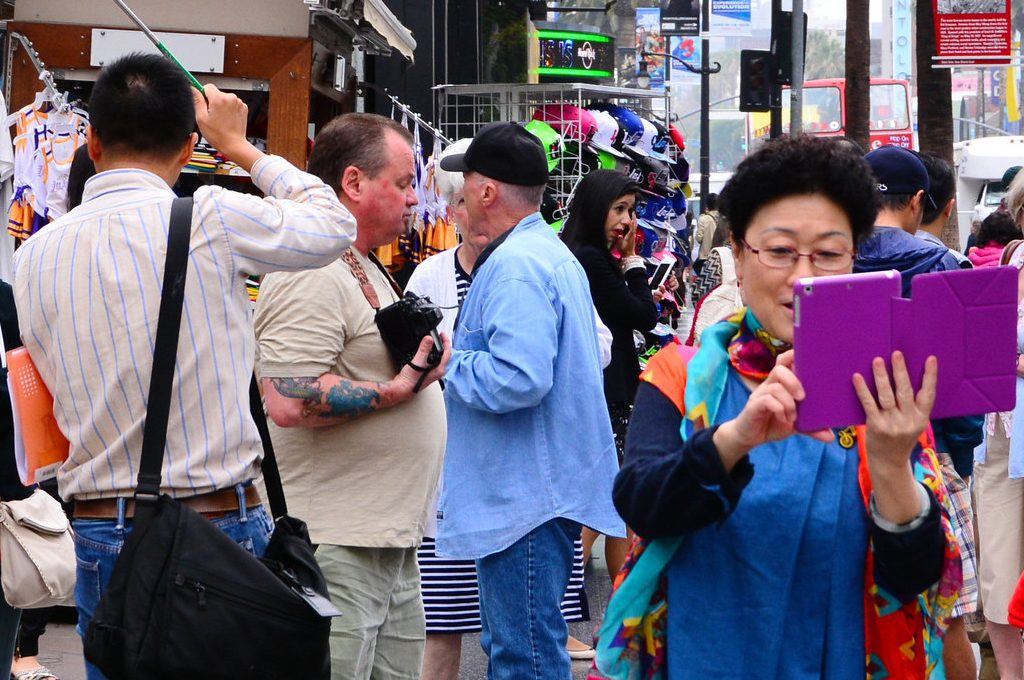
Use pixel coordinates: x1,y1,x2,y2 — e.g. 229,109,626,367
771,10,807,86
740,50,772,113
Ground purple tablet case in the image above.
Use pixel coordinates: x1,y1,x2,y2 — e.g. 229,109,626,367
793,267,1017,432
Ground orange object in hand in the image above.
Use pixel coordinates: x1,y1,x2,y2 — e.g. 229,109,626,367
7,347,68,484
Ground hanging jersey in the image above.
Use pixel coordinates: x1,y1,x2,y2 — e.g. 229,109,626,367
6,99,88,237
8,131,44,239
42,130,86,221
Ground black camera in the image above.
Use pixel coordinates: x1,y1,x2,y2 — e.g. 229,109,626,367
375,293,444,369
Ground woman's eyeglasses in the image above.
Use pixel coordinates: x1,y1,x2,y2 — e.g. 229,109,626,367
741,240,854,272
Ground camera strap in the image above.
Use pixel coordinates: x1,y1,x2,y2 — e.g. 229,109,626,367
341,249,403,311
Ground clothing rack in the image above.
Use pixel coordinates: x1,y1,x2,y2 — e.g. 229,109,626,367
7,32,70,113
359,81,452,146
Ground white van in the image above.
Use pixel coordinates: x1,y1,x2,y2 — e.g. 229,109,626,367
954,136,1024,249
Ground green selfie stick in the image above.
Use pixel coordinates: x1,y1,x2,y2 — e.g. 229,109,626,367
110,0,206,95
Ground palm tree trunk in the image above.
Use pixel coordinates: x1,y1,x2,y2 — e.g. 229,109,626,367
845,0,870,151
917,0,957,248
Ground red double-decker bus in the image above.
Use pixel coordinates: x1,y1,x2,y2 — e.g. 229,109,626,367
748,78,914,150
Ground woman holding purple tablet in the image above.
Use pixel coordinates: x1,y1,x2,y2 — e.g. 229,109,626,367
597,136,959,679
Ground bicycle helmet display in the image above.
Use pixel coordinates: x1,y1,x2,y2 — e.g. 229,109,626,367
525,119,563,172
587,103,644,147
532,104,598,144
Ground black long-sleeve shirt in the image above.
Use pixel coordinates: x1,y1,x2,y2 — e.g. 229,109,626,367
573,245,658,404
0,281,30,501
613,382,947,604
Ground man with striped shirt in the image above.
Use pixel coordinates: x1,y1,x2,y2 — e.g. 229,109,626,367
12,54,357,680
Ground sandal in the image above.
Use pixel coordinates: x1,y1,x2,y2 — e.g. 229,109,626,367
11,667,60,680
567,634,596,661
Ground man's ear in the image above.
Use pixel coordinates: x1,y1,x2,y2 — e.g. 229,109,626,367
86,126,102,163
339,166,362,202
176,132,198,169
480,180,498,208
911,190,925,215
942,198,955,220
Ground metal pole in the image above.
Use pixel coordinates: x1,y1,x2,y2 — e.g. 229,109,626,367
979,69,986,137
769,0,782,139
700,0,711,204
790,1,804,135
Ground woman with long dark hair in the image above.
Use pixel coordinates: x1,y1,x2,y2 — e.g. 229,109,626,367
561,169,660,579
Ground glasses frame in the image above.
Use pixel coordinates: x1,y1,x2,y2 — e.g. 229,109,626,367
740,240,855,272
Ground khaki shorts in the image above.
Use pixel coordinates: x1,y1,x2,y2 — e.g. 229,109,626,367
316,544,425,680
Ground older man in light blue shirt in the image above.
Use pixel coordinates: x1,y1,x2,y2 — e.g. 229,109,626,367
437,122,624,680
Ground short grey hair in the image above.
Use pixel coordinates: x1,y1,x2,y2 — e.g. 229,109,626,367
497,181,547,212
1008,171,1024,223
435,138,473,203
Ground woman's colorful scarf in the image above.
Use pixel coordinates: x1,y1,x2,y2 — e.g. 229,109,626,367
592,308,961,680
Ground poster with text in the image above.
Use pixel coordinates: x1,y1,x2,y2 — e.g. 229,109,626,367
710,0,752,37
637,7,667,91
668,36,702,86
661,0,700,36
933,0,1011,66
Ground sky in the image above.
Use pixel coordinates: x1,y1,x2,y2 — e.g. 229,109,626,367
797,0,885,30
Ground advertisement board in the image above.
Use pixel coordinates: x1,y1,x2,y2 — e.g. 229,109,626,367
535,28,615,80
710,0,752,37
637,7,667,91
933,0,1011,66
668,35,702,86
661,0,700,36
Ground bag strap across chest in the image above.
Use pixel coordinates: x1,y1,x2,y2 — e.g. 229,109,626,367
133,198,289,529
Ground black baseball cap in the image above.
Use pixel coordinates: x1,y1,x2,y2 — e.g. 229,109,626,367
439,121,549,186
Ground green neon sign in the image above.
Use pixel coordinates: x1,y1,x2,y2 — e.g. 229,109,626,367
535,67,613,78
536,30,611,43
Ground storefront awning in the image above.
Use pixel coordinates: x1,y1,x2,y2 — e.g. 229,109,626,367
362,0,416,62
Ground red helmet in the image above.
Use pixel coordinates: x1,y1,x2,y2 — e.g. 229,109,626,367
668,123,686,152
532,104,598,143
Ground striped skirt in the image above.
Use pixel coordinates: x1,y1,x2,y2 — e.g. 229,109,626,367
418,535,589,634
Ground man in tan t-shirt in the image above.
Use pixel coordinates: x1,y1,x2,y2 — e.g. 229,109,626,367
255,113,450,680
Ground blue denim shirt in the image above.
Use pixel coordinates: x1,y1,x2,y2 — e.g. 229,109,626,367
437,212,625,559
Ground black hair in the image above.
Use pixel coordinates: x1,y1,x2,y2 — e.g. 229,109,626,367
560,169,641,251
977,210,1022,246
89,53,195,158
66,145,96,212
877,193,916,213
919,154,956,225
832,136,866,156
719,135,878,247
703,192,718,211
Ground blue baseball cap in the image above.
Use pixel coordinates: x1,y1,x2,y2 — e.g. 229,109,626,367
637,194,675,225
864,145,936,208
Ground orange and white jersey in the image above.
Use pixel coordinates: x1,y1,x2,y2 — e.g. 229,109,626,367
42,129,86,221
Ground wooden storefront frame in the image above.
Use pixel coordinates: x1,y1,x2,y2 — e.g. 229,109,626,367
6,21,313,167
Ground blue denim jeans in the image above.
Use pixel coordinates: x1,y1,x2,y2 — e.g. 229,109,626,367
0,596,19,679
72,488,273,680
475,518,580,680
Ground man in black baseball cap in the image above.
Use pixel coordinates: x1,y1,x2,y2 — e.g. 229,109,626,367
436,120,624,680
439,120,549,187
438,121,549,256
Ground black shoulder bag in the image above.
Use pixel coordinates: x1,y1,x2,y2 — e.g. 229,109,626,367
83,198,337,679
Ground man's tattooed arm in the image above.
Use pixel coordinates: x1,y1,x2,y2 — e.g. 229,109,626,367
265,375,396,427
